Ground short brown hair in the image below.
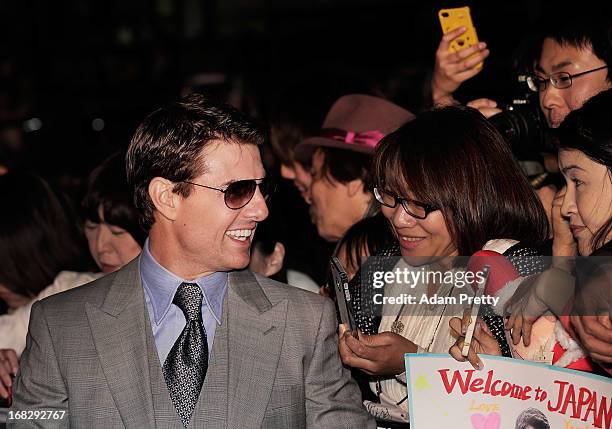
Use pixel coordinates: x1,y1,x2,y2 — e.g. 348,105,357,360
373,105,549,255
127,93,265,230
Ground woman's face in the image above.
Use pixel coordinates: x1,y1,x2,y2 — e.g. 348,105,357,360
85,207,142,273
559,149,612,255
381,192,457,265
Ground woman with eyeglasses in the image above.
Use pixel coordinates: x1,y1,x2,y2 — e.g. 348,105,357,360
338,105,549,425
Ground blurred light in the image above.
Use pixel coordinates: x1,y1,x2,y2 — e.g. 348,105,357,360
92,118,105,131
23,117,42,132
116,27,134,46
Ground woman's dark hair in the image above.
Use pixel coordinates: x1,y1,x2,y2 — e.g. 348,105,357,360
82,152,146,246
540,12,611,82
557,88,612,251
335,212,396,276
0,172,91,298
373,105,549,256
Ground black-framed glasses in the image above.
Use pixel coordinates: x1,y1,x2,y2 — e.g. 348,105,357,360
526,65,608,92
373,187,439,219
183,177,275,210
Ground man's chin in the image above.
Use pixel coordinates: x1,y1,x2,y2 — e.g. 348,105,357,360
317,224,339,242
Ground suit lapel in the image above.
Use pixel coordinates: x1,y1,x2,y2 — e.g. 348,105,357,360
85,258,157,429
227,270,287,429
190,296,229,428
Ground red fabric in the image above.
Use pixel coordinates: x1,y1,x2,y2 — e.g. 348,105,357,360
468,250,594,372
468,250,520,295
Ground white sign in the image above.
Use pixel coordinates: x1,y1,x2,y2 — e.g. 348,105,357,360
405,354,612,429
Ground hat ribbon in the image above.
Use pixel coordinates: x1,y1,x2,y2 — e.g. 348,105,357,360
319,128,385,148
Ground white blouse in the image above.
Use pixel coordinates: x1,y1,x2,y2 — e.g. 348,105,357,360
0,271,102,356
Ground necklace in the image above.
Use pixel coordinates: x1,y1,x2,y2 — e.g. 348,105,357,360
390,303,406,334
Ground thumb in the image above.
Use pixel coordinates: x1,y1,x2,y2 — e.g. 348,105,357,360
338,324,348,337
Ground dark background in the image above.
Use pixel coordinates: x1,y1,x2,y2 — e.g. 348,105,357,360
3,0,597,179
0,0,607,289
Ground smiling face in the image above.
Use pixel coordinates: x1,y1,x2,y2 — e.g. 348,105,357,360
381,193,457,266
537,38,611,128
160,141,269,277
85,207,142,273
559,149,612,255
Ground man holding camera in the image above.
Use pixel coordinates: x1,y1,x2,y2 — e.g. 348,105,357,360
432,12,611,227
432,12,611,128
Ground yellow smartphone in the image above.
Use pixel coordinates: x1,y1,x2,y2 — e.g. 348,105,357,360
438,6,482,67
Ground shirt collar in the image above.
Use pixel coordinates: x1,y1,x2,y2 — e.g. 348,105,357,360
140,238,228,325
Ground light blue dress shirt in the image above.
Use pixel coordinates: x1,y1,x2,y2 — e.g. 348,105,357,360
140,239,228,365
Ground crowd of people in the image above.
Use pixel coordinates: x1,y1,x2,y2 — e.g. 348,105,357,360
0,9,610,429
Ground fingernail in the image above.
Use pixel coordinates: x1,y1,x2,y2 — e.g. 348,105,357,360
461,325,466,335
474,360,482,370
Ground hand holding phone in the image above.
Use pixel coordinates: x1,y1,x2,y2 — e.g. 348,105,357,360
438,6,483,68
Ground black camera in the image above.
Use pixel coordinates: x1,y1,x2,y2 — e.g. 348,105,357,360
488,75,555,162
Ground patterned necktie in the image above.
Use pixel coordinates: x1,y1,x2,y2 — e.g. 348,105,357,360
162,282,208,427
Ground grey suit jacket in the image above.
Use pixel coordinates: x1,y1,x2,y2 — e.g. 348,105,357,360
9,258,374,428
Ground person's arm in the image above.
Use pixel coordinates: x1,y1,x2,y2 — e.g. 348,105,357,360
571,261,612,367
305,299,375,429
8,301,69,429
505,188,577,346
431,26,489,106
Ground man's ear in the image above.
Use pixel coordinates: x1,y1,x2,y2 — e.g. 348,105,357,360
346,178,365,197
263,242,285,277
148,177,179,221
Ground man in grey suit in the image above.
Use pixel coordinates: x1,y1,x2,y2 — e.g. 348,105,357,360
10,94,374,428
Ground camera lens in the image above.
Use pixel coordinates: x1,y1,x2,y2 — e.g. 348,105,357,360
489,104,551,161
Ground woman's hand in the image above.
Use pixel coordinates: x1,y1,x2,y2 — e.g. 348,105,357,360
449,311,501,370
0,349,18,399
570,315,612,364
504,267,575,346
338,324,418,375
431,27,489,106
504,274,551,347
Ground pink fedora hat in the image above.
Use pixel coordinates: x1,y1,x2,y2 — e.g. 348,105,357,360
294,94,414,162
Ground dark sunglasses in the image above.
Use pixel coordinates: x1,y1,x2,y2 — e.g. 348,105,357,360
183,177,275,209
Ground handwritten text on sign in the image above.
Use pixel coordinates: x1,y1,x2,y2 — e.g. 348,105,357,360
405,354,612,429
